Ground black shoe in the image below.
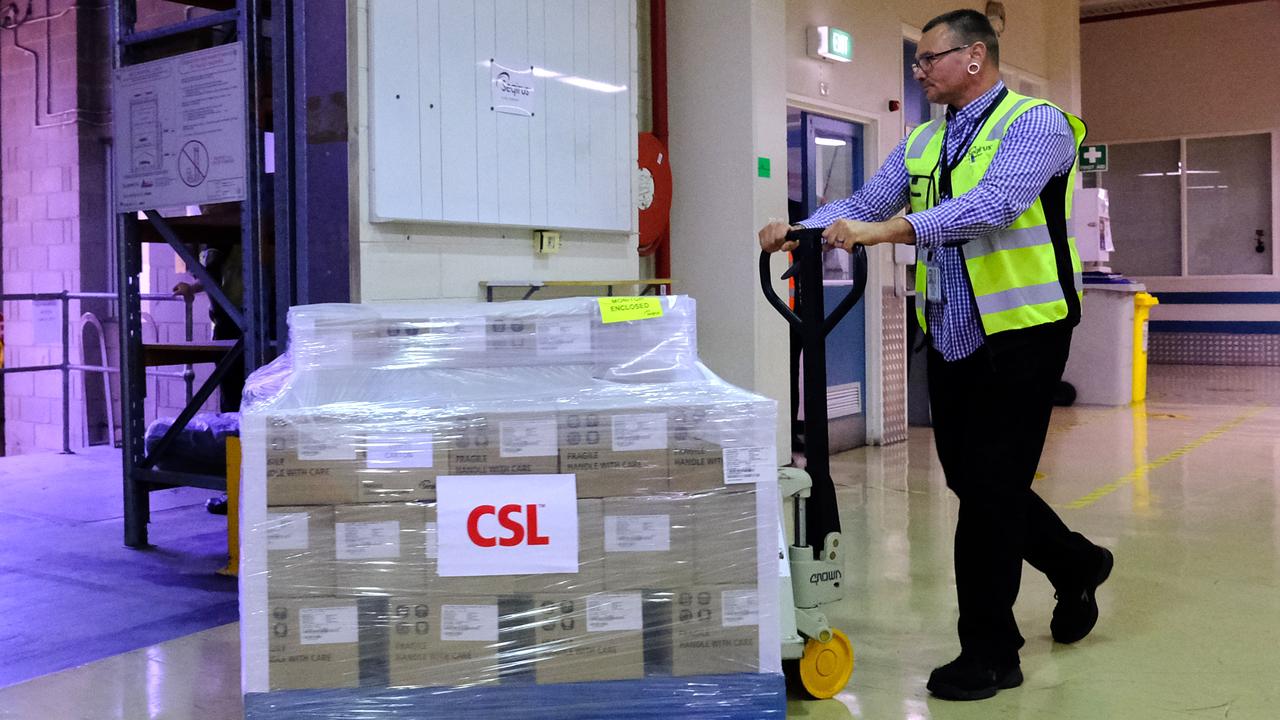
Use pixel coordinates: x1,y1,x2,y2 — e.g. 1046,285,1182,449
1051,546,1114,644
206,495,229,515
926,654,1023,701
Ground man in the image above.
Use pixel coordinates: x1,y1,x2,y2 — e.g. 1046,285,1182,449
759,9,1112,702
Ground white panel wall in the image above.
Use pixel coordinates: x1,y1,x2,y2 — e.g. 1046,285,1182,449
368,1,422,220
368,0,634,232
353,0,640,304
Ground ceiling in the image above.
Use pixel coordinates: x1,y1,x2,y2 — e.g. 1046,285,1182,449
1079,0,1265,20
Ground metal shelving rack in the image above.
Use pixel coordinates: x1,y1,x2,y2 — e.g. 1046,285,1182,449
110,0,275,548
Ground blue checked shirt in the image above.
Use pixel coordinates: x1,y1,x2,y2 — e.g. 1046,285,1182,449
799,82,1077,361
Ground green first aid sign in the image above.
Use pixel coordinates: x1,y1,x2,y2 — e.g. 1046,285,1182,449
1079,144,1107,173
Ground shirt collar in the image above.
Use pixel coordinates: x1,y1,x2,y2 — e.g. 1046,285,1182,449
946,81,1006,126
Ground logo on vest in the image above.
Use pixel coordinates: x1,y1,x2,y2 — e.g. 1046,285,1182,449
968,142,996,165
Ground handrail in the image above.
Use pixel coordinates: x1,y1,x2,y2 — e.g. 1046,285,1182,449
0,290,196,453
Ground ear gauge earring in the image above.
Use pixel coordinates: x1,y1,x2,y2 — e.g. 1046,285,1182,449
968,62,981,75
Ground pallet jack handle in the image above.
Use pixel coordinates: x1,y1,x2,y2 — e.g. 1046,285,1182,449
758,226,868,553
759,228,868,338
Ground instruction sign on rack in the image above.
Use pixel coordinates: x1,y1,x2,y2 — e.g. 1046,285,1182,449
113,44,248,212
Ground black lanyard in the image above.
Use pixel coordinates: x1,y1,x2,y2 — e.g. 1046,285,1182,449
938,87,1008,200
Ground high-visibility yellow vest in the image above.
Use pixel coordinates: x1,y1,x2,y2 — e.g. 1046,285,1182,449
905,89,1087,336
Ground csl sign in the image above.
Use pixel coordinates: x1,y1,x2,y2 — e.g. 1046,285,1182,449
467,504,550,547
437,474,579,576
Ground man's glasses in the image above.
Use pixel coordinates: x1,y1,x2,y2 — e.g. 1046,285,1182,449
911,44,972,74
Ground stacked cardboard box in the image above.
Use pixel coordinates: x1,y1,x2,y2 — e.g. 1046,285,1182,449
243,296,777,707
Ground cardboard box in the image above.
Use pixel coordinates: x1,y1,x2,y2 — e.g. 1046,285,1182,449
693,489,759,585
448,414,559,476
382,595,501,687
332,503,429,597
266,506,337,598
602,496,695,590
357,430,445,503
665,586,761,677
558,410,669,497
416,500,604,596
668,407,726,493
266,417,362,506
267,597,362,689
530,593,646,684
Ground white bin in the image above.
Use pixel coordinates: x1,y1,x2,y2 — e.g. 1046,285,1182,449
1062,282,1145,406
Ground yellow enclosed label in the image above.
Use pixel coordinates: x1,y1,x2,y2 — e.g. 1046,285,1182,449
598,297,664,324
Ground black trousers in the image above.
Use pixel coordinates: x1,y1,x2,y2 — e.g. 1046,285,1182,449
927,325,1096,662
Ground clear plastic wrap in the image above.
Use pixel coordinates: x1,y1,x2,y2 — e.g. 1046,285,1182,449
239,296,784,718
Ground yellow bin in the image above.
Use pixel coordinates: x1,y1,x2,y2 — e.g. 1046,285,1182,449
1132,292,1159,403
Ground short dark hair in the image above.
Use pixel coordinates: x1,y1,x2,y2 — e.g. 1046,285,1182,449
923,9,1000,66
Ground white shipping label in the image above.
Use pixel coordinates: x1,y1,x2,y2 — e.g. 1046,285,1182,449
723,446,777,485
604,515,671,552
721,589,760,628
266,512,310,551
295,427,357,461
432,316,486,354
335,521,401,560
424,522,439,559
299,606,359,645
436,474,579,576
586,593,643,632
499,419,558,458
535,317,592,356
611,413,668,452
366,433,435,469
440,604,499,642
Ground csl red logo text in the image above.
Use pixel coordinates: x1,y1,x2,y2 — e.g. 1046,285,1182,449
467,504,550,547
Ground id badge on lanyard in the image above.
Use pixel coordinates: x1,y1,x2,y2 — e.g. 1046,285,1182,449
925,249,942,302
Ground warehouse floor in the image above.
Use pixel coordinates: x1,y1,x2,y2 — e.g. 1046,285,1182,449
2,364,1279,719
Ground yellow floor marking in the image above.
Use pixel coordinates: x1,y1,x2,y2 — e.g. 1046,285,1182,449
1062,406,1267,510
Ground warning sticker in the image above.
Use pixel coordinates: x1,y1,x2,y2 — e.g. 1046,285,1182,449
598,297,664,324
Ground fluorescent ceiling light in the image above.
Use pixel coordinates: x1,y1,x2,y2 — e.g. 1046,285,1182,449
560,76,627,93
815,137,847,147
1138,168,1221,177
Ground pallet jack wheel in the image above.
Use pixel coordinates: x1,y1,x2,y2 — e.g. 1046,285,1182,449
791,629,854,699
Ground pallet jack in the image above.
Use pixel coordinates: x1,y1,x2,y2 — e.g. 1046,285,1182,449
760,227,867,699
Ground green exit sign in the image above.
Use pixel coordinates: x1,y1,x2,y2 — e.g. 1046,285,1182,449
812,26,853,63
1080,144,1108,172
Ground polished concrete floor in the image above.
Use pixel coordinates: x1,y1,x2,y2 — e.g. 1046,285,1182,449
3,364,1279,719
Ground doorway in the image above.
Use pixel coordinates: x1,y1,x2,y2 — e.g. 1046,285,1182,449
786,108,867,454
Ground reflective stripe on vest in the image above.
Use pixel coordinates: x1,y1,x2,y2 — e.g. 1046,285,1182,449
965,225,1054,260
975,275,1085,316
906,120,943,160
